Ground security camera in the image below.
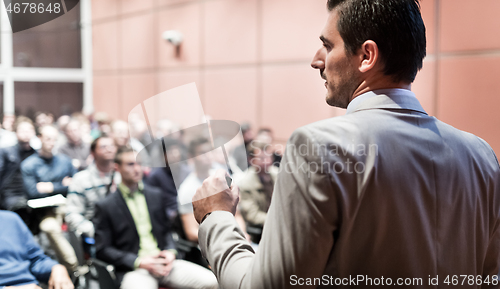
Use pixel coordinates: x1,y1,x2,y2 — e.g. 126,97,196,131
162,30,183,46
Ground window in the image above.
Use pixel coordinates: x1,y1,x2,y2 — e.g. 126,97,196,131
0,0,92,118
14,82,83,118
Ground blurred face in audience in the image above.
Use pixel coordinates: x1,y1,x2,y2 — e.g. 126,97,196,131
93,137,117,162
65,120,82,145
16,122,35,145
116,151,143,185
255,131,273,145
193,142,213,173
112,121,130,147
57,115,70,130
35,113,48,128
250,147,273,174
3,114,15,131
40,126,59,156
165,145,182,165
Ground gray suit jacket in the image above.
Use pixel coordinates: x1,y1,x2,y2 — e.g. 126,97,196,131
199,92,500,288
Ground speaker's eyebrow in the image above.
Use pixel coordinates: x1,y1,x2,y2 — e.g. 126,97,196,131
320,35,333,46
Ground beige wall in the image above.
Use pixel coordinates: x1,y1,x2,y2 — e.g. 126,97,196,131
92,0,500,154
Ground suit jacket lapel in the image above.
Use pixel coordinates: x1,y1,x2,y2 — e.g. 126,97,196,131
143,189,160,240
115,188,138,237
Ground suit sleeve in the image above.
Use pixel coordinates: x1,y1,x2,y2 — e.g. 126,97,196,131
199,127,340,289
94,201,138,270
480,140,500,283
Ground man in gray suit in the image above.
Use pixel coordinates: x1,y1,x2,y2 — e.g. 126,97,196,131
191,0,500,288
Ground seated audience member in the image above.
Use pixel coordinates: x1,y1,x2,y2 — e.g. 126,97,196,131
238,141,278,242
2,113,15,131
110,120,150,170
128,113,152,150
22,125,76,199
90,112,112,140
66,136,120,238
177,138,248,243
93,146,218,289
146,138,190,223
58,118,91,171
0,210,73,289
21,125,78,272
0,117,36,222
254,127,282,166
232,122,253,171
70,113,92,145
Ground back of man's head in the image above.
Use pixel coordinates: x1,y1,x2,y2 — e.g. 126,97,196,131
327,0,426,83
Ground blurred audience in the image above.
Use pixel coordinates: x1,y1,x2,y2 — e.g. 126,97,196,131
58,118,91,171
65,135,120,238
128,113,152,149
0,117,37,226
145,138,190,224
34,112,54,131
155,119,182,142
238,141,278,243
2,113,16,131
233,122,253,171
0,125,17,148
22,125,76,199
90,112,112,140
21,125,78,272
0,210,73,289
177,138,248,243
70,113,92,145
93,146,218,288
0,109,284,287
255,127,282,166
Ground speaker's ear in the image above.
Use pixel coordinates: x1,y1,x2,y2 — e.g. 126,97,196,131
358,40,380,73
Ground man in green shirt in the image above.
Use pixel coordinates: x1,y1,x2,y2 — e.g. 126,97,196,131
93,146,218,289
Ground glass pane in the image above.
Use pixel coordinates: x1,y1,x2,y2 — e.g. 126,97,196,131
14,82,83,119
12,3,81,68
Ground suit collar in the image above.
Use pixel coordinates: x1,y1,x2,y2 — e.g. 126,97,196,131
118,181,144,199
346,88,427,115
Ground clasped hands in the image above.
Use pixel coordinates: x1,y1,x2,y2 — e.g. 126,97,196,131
139,250,176,277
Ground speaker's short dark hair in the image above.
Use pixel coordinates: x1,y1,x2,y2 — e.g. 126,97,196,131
327,0,426,83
